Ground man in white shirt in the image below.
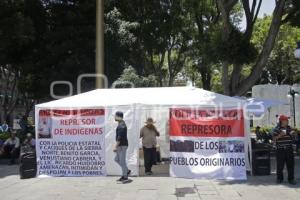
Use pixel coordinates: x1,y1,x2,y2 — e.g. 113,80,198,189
0,132,20,164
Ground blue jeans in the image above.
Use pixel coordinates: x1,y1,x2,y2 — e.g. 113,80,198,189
114,146,128,178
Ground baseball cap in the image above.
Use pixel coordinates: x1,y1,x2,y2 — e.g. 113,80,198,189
115,111,124,118
279,115,289,121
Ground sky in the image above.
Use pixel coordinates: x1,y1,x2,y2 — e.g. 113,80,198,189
241,0,275,29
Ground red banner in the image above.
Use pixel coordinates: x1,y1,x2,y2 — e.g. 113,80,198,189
39,109,105,117
169,108,244,137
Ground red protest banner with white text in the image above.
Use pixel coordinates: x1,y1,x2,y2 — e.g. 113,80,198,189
169,108,246,180
36,108,106,177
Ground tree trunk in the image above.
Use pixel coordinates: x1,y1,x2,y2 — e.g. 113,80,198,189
217,0,236,95
230,63,243,95
199,66,212,90
222,61,230,95
25,101,34,118
235,0,286,96
201,74,211,91
149,51,165,87
0,106,6,124
168,76,174,87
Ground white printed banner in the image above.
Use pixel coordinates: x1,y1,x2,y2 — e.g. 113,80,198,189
36,109,106,177
169,108,246,180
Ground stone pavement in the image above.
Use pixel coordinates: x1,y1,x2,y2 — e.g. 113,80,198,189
1,158,300,200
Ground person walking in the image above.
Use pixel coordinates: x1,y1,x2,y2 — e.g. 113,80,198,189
140,117,160,175
113,111,131,182
272,115,296,185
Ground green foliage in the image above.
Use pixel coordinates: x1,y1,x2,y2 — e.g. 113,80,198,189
252,16,300,84
2,0,300,105
251,126,274,134
0,131,25,141
104,6,140,83
114,0,193,86
284,0,300,27
113,66,157,88
213,27,258,65
210,69,224,94
0,132,10,141
0,0,35,66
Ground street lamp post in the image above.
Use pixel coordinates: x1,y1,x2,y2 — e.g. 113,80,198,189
96,0,104,89
287,88,299,127
288,41,300,127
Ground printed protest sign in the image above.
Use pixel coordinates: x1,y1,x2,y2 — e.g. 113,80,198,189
169,108,246,180
36,109,106,177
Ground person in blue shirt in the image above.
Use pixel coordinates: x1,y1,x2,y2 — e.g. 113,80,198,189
113,111,131,182
271,115,296,185
0,121,9,133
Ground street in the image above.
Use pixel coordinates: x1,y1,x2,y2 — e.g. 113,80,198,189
1,157,300,200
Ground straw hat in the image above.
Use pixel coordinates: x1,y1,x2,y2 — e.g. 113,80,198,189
145,117,155,124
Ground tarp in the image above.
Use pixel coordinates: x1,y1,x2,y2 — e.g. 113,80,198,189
35,87,251,178
234,96,288,116
37,87,245,108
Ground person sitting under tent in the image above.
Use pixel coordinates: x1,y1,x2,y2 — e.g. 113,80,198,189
255,126,263,141
0,132,20,164
255,126,272,144
0,121,9,133
140,117,160,175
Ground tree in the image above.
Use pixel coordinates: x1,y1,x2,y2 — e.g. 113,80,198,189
112,66,157,88
282,0,300,27
0,0,35,122
19,0,50,114
216,0,286,96
42,0,96,93
104,6,139,84
116,0,192,86
252,16,300,84
184,0,220,90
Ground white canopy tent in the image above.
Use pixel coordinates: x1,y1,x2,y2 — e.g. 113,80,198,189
35,87,251,177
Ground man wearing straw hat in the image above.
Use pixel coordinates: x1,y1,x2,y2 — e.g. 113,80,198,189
140,117,160,175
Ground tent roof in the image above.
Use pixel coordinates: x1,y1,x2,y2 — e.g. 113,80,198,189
36,87,245,108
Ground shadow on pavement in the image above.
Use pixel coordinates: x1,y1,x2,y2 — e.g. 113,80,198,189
0,160,19,178
215,176,300,189
214,156,300,188
175,187,197,197
116,179,133,184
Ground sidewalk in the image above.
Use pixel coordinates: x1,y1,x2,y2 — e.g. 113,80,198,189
0,158,300,200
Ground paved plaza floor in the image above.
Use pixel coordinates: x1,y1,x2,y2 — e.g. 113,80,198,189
1,157,300,200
